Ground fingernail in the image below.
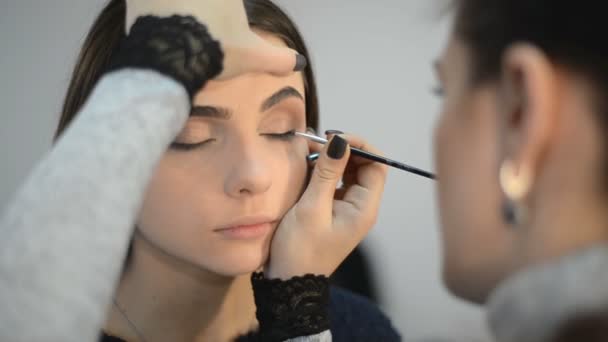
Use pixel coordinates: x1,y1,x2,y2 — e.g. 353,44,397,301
325,130,344,135
327,135,347,160
307,153,320,162
294,54,307,71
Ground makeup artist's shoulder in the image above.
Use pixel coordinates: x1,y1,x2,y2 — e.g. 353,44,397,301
328,287,401,342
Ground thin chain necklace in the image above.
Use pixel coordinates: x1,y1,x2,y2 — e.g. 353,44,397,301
113,298,149,342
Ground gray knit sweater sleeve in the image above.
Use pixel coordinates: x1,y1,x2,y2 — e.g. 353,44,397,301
0,68,332,342
0,69,189,342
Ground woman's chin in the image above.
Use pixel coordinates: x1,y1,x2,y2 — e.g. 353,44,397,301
198,247,270,277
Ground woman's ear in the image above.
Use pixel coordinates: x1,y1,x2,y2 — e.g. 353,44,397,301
498,43,559,193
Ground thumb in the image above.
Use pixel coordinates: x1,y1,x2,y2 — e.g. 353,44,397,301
299,135,350,212
241,33,307,76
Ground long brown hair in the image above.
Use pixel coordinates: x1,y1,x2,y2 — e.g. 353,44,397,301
55,0,319,140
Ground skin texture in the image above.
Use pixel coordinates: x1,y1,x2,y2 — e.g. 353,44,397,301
106,31,309,342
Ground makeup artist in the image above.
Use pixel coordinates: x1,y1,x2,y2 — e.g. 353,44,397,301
431,1,608,340
0,0,388,341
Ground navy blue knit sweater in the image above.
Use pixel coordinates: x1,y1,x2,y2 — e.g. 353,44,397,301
101,286,400,342
327,287,401,342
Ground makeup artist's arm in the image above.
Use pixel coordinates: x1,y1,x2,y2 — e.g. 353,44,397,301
0,69,192,342
252,134,388,342
0,1,301,341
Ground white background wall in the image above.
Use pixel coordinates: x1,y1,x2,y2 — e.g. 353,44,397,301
0,1,490,340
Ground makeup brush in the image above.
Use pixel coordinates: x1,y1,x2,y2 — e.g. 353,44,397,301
294,131,436,180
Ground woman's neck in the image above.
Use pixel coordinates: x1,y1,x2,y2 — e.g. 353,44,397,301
516,179,608,269
105,236,258,342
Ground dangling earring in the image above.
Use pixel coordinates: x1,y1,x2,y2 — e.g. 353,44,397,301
499,160,532,226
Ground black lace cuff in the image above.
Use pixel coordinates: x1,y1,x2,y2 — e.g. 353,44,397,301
251,272,330,342
107,15,224,100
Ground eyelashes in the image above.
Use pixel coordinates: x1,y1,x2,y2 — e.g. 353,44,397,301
263,129,296,141
169,129,297,151
169,140,214,151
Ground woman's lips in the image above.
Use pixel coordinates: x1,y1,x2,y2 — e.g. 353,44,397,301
214,218,276,240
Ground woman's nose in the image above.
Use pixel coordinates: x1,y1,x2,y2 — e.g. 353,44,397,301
223,143,273,198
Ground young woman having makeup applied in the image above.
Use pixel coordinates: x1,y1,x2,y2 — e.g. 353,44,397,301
0,0,397,341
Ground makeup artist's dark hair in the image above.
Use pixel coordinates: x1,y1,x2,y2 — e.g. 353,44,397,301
451,0,608,125
55,0,318,141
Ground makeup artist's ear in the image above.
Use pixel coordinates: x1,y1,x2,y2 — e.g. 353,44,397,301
499,44,558,185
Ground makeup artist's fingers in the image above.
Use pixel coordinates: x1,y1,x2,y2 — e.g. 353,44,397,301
316,133,387,231
209,26,305,80
324,129,344,138
125,0,305,81
306,137,323,154
339,167,358,196
339,134,388,180
322,133,387,188
304,128,320,154
307,133,385,201
298,135,351,215
229,32,305,77
324,131,385,166
267,134,387,280
265,136,351,279
334,187,348,200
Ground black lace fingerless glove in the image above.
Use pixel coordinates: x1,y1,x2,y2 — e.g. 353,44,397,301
107,15,224,100
251,272,330,342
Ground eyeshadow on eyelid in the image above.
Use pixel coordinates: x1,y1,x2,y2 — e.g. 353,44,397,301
266,108,306,125
182,124,210,133
262,117,300,131
176,124,210,137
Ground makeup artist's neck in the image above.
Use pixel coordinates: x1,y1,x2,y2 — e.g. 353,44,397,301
105,237,257,342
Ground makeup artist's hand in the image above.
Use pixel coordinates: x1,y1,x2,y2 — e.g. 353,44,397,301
266,134,388,280
125,0,304,80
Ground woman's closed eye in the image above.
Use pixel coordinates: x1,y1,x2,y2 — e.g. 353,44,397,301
262,129,296,141
170,123,214,151
170,139,214,151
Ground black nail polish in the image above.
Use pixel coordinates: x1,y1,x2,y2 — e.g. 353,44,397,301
327,135,347,160
325,130,344,135
294,54,307,71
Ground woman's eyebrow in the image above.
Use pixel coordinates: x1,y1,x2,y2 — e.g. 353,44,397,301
260,86,304,112
190,105,232,119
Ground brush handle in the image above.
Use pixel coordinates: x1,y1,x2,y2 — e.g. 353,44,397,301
350,148,436,180
297,132,436,180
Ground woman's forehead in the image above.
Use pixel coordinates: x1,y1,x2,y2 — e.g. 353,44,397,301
194,73,305,107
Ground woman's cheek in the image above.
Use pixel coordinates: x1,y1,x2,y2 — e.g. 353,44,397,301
284,142,309,203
